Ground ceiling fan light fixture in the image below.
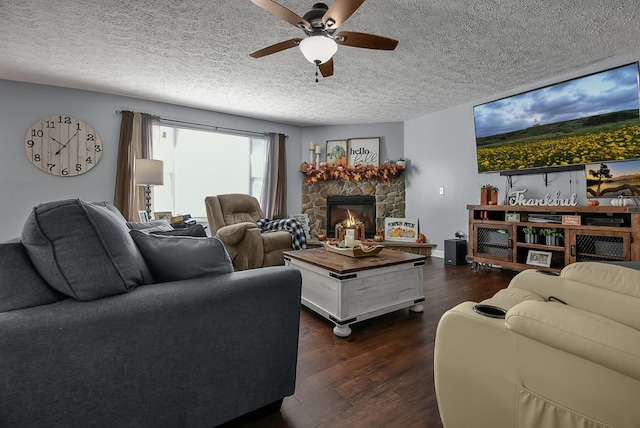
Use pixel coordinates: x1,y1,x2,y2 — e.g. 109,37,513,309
299,35,337,64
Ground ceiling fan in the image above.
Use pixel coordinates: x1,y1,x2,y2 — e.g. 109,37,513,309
249,0,399,80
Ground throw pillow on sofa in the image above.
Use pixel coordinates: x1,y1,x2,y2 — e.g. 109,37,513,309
130,231,233,282
0,240,64,312
21,199,154,301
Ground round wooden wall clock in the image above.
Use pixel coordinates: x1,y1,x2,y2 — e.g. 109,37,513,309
25,115,103,176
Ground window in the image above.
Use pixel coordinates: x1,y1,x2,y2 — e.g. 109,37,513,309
153,124,265,218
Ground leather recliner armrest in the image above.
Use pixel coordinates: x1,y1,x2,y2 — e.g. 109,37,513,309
215,222,259,246
215,223,264,271
506,300,640,381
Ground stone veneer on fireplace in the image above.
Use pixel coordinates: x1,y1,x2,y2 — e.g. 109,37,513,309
301,174,406,239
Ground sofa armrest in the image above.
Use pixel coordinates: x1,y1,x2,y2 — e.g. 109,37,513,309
215,222,260,246
215,223,265,270
435,302,518,428
506,300,640,381
0,266,302,427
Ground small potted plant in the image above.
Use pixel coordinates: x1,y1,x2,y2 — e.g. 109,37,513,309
522,225,538,244
540,228,563,246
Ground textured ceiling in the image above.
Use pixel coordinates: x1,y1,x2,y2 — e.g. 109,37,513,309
1,1,640,126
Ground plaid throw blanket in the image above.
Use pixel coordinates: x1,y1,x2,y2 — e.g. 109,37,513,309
256,218,307,250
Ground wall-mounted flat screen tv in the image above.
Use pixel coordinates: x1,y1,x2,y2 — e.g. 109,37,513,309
473,62,640,173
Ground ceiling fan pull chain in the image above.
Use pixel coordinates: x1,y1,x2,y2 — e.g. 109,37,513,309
315,60,320,83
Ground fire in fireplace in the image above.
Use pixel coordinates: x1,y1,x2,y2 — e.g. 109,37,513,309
326,195,376,238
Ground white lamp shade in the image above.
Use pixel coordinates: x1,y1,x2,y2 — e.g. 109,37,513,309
135,159,164,186
299,36,338,64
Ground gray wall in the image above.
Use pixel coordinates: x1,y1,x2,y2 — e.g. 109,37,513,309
0,80,303,242
302,122,404,166
4,53,638,250
405,54,640,257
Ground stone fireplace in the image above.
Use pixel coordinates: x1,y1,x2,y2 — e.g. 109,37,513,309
301,175,406,240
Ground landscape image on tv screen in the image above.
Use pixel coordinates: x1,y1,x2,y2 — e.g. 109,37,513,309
474,63,640,173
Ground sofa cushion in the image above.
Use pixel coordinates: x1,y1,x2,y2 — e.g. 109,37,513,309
21,199,153,301
0,240,64,312
130,231,233,282
217,194,263,225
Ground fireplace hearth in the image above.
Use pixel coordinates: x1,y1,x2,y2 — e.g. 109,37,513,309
327,195,376,239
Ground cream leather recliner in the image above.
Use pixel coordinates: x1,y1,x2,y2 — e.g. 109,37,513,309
435,262,640,428
204,194,292,271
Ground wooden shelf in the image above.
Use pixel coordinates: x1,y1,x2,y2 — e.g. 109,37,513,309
468,205,640,272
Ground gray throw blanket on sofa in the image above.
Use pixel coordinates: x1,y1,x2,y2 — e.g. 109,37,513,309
256,218,307,250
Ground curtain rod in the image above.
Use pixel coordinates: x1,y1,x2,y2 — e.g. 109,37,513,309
115,110,288,138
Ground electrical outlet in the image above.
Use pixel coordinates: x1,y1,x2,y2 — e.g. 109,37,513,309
439,186,445,195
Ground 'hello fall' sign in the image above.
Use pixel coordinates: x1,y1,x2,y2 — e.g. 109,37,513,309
508,189,578,207
348,137,379,166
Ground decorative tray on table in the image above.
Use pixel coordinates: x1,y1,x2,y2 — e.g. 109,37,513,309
324,242,384,258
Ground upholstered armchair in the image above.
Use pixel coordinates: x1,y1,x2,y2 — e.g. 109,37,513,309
204,194,292,271
435,262,640,428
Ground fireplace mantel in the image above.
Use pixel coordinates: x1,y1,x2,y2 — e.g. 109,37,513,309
301,164,404,184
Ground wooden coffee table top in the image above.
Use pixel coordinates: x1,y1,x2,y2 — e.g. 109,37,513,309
283,248,426,275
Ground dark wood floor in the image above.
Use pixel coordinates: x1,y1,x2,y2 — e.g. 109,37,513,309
222,258,518,428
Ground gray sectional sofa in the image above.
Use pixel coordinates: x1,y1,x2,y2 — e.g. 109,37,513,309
0,199,302,427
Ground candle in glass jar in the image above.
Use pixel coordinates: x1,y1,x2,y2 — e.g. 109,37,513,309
344,229,355,247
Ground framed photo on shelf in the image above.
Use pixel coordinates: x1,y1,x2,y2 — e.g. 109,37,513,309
154,211,173,222
347,137,379,166
526,250,552,267
138,210,150,223
326,140,348,167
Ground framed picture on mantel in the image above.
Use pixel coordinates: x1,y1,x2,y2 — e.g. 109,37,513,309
326,140,348,167
348,137,379,167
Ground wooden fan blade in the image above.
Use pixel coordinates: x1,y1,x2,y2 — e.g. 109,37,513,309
250,38,303,58
319,58,334,77
336,31,398,50
322,0,366,29
251,0,310,28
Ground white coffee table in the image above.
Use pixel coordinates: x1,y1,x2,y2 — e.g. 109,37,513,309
284,248,426,337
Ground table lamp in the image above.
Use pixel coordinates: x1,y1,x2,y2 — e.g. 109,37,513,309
135,159,164,218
